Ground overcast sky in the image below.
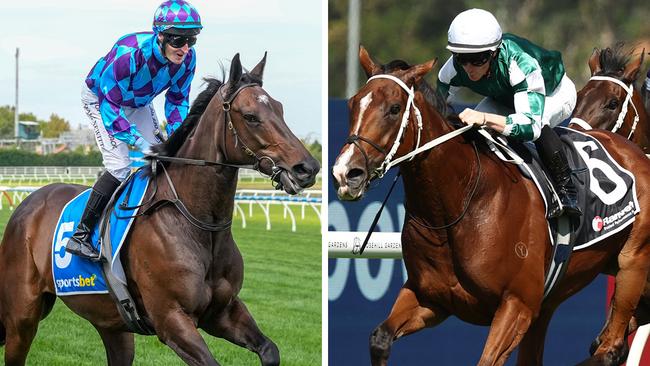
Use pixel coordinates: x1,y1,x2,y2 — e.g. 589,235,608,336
0,0,323,141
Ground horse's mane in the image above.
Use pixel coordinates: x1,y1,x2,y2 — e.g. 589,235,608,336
595,43,632,79
381,59,452,118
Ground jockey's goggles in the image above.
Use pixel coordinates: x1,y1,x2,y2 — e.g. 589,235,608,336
164,34,197,48
453,51,492,67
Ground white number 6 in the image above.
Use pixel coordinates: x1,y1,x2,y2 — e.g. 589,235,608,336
573,141,627,205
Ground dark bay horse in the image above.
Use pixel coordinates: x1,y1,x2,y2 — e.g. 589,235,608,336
332,46,650,366
572,45,650,154
0,53,319,366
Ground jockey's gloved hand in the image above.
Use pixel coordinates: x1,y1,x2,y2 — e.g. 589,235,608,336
134,138,153,155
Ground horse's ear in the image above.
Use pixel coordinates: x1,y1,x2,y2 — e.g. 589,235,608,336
403,58,438,85
250,51,267,83
622,48,645,83
588,48,602,76
225,53,243,97
359,45,381,78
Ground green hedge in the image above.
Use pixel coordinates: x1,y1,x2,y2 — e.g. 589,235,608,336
0,149,102,166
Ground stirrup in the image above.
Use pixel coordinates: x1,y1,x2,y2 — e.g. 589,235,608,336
66,237,102,262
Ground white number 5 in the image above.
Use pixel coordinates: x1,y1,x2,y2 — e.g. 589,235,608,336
54,221,75,269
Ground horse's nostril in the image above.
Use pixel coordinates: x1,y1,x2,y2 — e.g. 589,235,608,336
293,159,320,179
346,168,365,186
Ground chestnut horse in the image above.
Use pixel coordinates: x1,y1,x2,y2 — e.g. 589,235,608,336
572,44,650,154
332,47,650,366
0,53,319,365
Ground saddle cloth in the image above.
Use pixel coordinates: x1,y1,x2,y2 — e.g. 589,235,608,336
51,170,150,296
491,126,639,250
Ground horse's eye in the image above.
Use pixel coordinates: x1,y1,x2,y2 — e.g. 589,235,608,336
243,114,259,123
389,104,401,115
606,99,619,110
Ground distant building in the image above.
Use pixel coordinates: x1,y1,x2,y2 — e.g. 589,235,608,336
18,121,40,140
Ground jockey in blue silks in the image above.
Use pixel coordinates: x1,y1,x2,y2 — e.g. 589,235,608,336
66,0,202,260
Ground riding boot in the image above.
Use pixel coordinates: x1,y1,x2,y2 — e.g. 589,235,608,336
535,126,582,219
65,171,121,261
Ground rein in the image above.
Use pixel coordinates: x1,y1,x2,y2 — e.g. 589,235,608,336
589,75,640,139
118,82,284,231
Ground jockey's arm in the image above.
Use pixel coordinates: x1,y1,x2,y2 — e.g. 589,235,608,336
97,57,144,146
164,51,196,137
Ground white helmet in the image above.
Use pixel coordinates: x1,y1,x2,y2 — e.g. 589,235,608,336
447,9,502,53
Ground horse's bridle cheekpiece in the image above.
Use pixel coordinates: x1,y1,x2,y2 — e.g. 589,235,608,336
220,83,283,185
589,75,640,139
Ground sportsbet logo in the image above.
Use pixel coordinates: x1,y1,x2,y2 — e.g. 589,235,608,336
56,274,98,289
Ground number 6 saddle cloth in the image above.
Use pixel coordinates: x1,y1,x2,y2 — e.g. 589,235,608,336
488,125,639,250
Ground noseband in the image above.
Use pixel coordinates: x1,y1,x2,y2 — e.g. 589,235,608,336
589,75,640,139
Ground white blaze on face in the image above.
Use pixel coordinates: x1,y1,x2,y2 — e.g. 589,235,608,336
332,92,373,186
257,94,270,105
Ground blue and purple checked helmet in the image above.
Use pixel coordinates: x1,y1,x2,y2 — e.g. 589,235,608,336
153,0,202,35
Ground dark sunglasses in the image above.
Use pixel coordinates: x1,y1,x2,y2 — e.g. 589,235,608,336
165,34,197,48
453,51,492,67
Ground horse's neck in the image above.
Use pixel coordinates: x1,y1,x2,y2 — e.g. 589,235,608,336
165,105,238,221
399,99,478,227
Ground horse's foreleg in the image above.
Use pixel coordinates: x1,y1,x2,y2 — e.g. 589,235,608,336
370,285,448,366
153,309,220,366
478,295,534,366
200,296,279,366
515,306,557,366
587,246,650,366
94,326,134,366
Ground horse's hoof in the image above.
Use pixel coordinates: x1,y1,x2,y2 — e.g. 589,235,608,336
369,326,392,365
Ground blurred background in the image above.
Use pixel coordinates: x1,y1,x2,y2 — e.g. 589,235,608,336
328,1,650,365
329,0,650,99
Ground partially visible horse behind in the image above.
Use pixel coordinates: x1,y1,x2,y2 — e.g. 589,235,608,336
0,53,319,365
332,46,650,366
572,44,650,154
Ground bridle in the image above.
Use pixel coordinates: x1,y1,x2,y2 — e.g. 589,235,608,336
345,74,423,179
589,75,640,139
348,74,478,254
344,74,471,179
151,82,283,184
119,82,286,231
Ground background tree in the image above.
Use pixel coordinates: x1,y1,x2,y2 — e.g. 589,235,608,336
0,106,44,138
329,0,650,99
40,114,71,138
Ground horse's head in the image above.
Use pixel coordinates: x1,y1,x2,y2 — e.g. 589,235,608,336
332,46,436,201
573,45,645,131
213,53,319,194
